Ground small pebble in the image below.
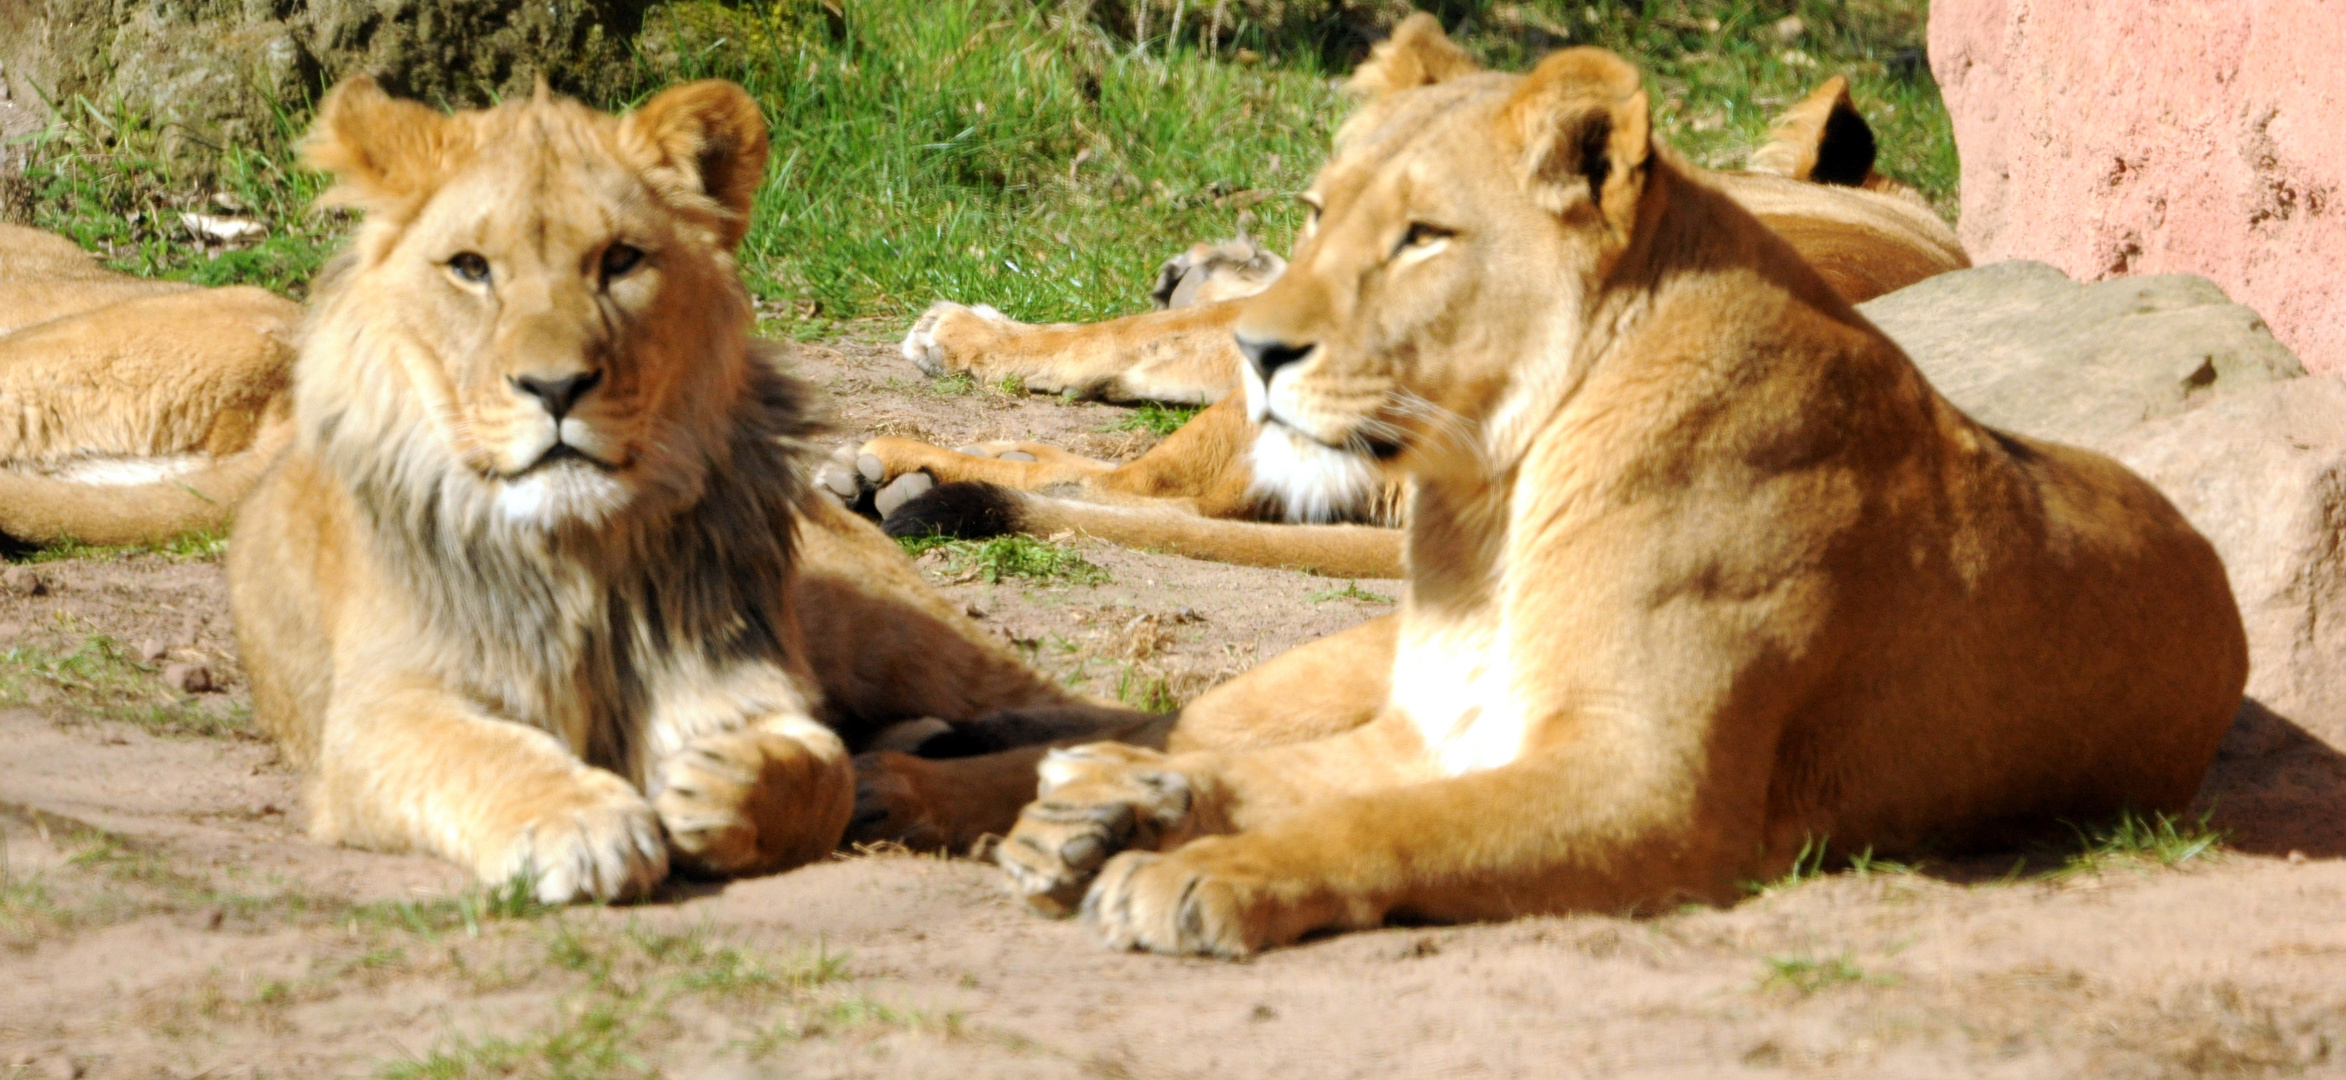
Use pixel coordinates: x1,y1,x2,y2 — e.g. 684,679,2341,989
139,639,169,663
2288,849,2308,864
164,663,215,694
2,566,47,596
1772,14,1805,42
44,1055,83,1080
965,603,988,619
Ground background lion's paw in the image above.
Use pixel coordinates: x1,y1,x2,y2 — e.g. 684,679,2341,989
999,745,1193,916
812,443,876,512
488,767,668,905
900,301,1013,376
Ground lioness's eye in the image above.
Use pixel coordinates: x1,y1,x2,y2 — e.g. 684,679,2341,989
601,243,644,282
448,252,491,284
1400,223,1453,251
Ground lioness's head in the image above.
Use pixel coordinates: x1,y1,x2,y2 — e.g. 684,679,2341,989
296,77,777,530
1236,28,1655,501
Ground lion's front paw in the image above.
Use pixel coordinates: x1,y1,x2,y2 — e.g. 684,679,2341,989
901,301,1013,377
655,727,854,878
487,767,668,905
1082,839,1286,958
812,443,875,512
997,744,1195,916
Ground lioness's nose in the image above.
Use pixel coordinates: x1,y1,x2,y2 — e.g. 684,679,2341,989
512,369,603,419
1237,335,1314,382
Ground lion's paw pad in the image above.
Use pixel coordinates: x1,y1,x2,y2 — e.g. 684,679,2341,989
873,471,935,518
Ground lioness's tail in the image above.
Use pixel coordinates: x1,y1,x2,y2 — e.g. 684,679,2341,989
0,420,290,548
883,481,1405,579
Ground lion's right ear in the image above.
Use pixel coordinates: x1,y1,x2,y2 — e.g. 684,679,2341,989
302,76,468,219
1503,48,1651,245
1346,13,1481,98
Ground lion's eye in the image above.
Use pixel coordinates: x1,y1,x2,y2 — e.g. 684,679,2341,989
449,252,491,284
600,243,644,282
1399,222,1453,253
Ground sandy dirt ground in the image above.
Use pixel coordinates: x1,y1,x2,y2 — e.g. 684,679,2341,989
3,338,2344,1080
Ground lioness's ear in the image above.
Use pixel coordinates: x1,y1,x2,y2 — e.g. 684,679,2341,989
621,80,770,248
1748,75,1877,187
1504,48,1651,242
302,76,470,219
1346,13,1481,98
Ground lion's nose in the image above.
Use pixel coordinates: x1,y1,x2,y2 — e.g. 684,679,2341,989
1236,335,1314,382
512,369,603,420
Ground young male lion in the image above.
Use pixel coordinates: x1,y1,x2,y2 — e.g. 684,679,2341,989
834,17,1968,578
959,46,2247,956
228,77,1143,903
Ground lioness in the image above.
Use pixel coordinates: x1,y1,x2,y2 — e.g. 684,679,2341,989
229,77,1143,902
0,223,299,547
836,17,1967,578
939,45,2241,955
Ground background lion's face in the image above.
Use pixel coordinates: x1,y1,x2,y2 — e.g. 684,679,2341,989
1232,52,1651,500
298,79,770,529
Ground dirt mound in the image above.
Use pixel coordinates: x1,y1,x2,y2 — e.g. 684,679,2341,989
4,335,2344,1078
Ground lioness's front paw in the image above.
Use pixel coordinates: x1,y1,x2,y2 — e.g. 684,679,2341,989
1082,838,1286,958
488,767,668,905
997,744,1195,916
901,301,1012,376
655,727,854,877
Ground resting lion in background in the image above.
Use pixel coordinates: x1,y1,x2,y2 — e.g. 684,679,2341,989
229,76,1146,903
0,223,298,546
871,45,2244,956
834,16,1968,578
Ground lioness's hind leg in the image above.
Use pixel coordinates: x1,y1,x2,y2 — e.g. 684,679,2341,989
655,716,855,878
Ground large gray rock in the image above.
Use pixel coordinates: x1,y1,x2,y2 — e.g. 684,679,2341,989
1860,262,2346,854
1862,260,2306,447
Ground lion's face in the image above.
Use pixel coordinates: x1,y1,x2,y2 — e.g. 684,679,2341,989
297,79,770,529
1234,50,1652,501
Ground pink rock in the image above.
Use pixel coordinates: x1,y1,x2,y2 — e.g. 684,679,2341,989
1930,0,2346,373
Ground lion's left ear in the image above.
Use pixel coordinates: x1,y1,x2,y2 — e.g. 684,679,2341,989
621,80,770,248
1503,48,1651,244
1346,13,1482,98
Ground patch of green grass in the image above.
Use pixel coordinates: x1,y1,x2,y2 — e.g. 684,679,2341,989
1107,402,1204,438
13,1,1951,337
897,534,1110,586
1760,952,1879,995
1740,835,1833,897
380,918,859,1079
347,876,559,940
0,635,246,736
2057,809,2225,879
1114,667,1180,712
1307,581,1394,604
13,529,230,564
15,92,338,297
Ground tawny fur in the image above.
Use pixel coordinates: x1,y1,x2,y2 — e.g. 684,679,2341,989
930,45,2246,957
858,16,1966,575
0,223,300,545
228,77,1127,904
